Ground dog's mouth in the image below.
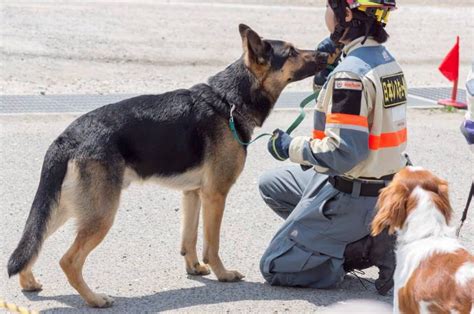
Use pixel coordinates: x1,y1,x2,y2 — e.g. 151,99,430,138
315,51,329,72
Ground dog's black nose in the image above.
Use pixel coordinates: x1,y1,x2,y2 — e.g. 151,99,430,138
315,51,329,66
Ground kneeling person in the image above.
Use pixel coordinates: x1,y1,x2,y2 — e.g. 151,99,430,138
259,0,407,295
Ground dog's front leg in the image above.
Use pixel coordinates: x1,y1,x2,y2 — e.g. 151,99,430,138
200,189,244,282
181,189,210,276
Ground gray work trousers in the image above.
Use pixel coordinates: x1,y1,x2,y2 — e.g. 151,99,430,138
259,166,378,288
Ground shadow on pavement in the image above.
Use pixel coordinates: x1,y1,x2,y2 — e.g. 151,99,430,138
23,275,391,312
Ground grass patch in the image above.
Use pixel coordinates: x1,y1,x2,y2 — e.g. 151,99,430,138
442,105,458,113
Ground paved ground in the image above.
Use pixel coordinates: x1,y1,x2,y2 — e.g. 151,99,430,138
1,109,472,313
1,1,473,312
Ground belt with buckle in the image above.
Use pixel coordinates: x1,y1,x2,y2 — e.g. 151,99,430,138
328,174,394,197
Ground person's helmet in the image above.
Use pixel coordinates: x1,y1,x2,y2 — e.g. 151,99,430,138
328,0,397,43
347,0,397,24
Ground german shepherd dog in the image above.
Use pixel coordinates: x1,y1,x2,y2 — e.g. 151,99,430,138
8,24,330,307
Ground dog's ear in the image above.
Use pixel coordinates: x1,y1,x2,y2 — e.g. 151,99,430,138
239,24,272,66
432,180,452,224
239,24,251,37
371,182,409,236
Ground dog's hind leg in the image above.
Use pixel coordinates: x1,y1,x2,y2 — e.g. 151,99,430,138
181,189,210,276
19,205,71,291
59,160,122,308
60,219,116,307
19,162,77,292
18,257,42,292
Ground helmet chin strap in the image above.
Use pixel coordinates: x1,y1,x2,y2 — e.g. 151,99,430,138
360,18,375,45
329,0,378,46
330,18,368,45
330,24,347,43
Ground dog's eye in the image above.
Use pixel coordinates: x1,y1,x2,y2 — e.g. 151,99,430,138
288,47,298,58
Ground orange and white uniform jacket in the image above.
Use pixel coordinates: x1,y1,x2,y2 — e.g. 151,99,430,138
289,37,408,179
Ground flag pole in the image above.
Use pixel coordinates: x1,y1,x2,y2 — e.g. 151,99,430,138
439,79,464,108
438,36,466,109
451,78,458,102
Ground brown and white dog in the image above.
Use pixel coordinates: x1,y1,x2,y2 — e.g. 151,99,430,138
372,167,473,314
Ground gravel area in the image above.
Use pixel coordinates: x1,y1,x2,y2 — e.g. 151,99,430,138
1,1,473,95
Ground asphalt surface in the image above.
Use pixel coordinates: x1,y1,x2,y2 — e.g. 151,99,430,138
1,109,472,313
1,1,473,312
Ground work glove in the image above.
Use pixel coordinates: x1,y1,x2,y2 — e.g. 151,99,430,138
267,129,293,161
314,37,342,90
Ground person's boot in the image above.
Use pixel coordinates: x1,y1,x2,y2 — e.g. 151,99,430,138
369,229,396,295
343,229,396,295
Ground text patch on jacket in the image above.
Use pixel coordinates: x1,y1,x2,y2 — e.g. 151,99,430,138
381,72,407,108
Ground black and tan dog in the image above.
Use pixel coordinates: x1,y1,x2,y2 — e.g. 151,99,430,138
7,24,330,307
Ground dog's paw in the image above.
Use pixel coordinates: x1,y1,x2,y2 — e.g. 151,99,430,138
20,275,43,292
21,282,43,292
87,293,115,308
187,263,211,276
217,270,245,282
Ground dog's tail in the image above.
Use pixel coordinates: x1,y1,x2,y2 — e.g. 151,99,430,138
7,140,70,277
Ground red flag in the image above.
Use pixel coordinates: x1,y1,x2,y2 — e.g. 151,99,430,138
438,36,460,82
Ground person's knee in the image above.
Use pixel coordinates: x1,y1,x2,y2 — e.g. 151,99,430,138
260,268,276,285
259,248,270,276
260,239,345,288
260,247,280,282
261,272,290,287
259,254,285,286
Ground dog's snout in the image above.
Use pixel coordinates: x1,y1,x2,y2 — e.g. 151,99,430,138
312,51,328,72
315,51,329,66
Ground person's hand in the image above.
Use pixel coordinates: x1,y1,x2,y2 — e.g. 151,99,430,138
267,129,292,161
314,37,342,89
